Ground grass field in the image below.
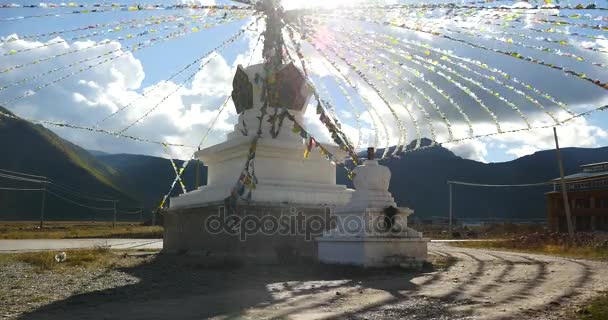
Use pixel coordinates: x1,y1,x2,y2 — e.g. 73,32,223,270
0,221,163,239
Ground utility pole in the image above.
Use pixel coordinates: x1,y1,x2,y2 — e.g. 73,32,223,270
448,182,453,238
553,127,575,237
38,182,47,229
112,200,117,228
140,207,144,224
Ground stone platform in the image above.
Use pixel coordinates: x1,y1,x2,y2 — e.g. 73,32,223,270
164,201,334,262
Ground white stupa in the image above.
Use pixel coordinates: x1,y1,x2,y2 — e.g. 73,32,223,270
169,63,352,209
163,0,427,263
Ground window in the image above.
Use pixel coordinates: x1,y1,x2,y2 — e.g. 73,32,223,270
574,199,591,209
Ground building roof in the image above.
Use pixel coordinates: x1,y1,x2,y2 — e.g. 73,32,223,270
581,162,608,168
551,171,608,182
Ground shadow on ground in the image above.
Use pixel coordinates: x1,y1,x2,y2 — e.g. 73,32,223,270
17,246,600,320
17,252,468,320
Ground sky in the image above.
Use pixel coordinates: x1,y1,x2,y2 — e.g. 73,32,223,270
0,0,607,164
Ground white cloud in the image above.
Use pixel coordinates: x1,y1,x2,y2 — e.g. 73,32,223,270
0,33,257,159
444,139,488,162
442,112,608,162
495,114,608,158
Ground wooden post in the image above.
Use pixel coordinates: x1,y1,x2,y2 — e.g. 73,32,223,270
449,182,453,238
553,127,575,237
38,183,46,229
112,201,117,228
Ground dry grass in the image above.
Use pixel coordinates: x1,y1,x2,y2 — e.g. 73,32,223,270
0,221,163,239
451,240,608,261
411,223,547,240
428,254,458,271
0,247,153,272
575,292,608,320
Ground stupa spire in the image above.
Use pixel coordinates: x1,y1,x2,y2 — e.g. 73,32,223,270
260,0,284,69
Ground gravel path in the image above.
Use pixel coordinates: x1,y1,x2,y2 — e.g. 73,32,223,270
3,243,607,320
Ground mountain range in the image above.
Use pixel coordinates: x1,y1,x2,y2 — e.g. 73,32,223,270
1,107,606,221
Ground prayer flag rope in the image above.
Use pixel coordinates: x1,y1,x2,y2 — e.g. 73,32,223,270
117,19,256,134
0,3,251,10
331,34,440,145
157,96,232,209
308,15,608,91
333,32,506,139
388,15,608,69
382,6,608,55
0,4,253,22
97,17,261,128
302,22,477,142
0,10,244,75
1,15,252,106
0,13,198,45
0,14,220,56
1,13,195,57
0,15,231,92
300,31,387,151
322,33,427,150
379,36,567,123
0,109,195,148
339,29,456,142
286,25,361,164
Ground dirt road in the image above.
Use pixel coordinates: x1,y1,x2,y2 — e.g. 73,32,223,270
11,243,608,320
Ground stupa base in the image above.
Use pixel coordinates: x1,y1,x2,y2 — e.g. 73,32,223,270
316,236,429,268
163,201,335,263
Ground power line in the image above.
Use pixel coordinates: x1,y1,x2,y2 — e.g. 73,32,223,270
0,186,44,191
447,180,553,188
48,182,116,202
0,168,47,180
0,167,118,202
118,209,143,215
0,172,47,184
46,189,115,211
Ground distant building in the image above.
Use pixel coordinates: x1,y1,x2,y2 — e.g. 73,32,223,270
546,162,608,232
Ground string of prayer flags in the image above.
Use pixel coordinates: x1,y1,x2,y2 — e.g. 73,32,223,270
317,15,608,92
0,3,253,22
0,110,195,151
1,15,252,106
285,25,361,165
1,11,243,76
1,13,196,57
285,112,356,180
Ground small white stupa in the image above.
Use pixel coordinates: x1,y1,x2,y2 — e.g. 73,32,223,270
317,148,429,268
